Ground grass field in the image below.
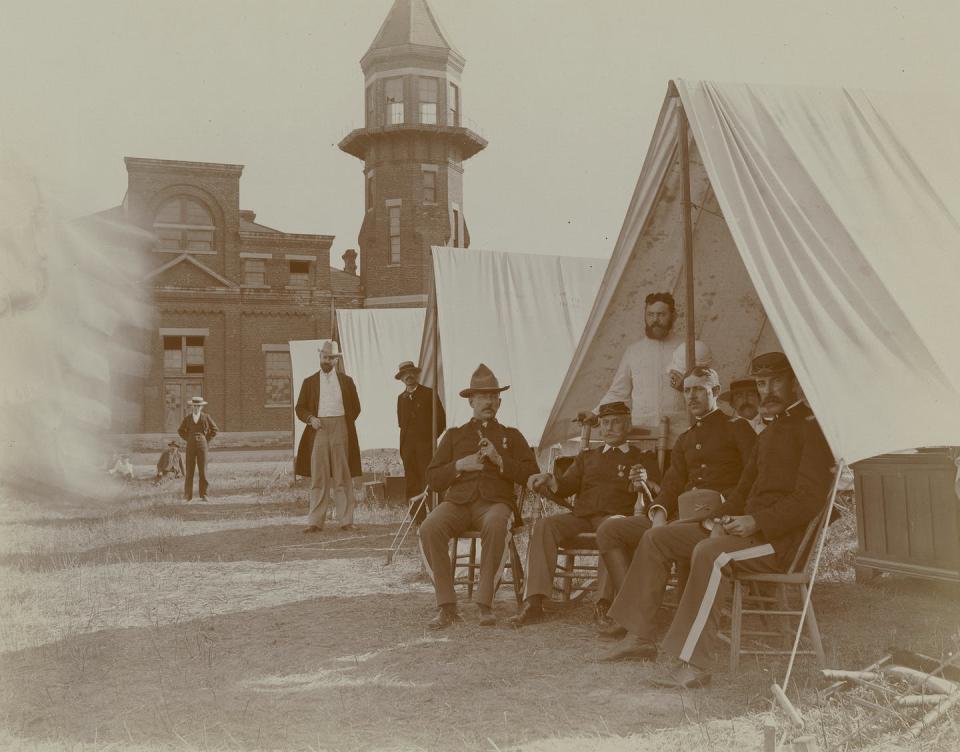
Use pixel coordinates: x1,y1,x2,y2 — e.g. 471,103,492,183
1,460,958,751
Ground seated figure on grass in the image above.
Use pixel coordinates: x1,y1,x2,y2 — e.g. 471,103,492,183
419,364,539,630
599,352,835,690
595,366,756,630
155,440,184,483
509,401,660,627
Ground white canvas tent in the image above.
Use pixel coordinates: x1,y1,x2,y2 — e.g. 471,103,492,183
419,246,606,448
542,80,960,464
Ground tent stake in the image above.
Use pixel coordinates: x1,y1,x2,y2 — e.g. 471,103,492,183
679,103,696,370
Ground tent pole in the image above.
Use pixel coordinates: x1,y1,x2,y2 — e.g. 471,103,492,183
679,104,696,371
430,287,440,511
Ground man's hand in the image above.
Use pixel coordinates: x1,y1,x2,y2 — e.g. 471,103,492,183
628,464,648,489
477,438,503,469
455,454,485,473
650,508,667,528
309,416,322,430
527,472,557,493
722,515,758,537
576,410,599,427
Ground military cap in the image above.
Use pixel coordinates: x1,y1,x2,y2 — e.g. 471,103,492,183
749,352,792,377
460,363,510,397
676,489,723,523
597,401,631,418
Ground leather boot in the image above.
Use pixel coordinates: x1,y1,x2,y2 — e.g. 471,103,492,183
599,634,658,662
477,604,497,627
427,605,462,630
508,599,545,627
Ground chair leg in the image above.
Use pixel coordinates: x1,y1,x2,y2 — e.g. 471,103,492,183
561,554,574,601
800,584,826,665
467,537,478,600
730,579,743,672
509,536,524,606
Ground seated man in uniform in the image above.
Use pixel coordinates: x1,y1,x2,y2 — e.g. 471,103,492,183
596,366,756,638
509,401,659,627
599,353,834,689
419,364,539,629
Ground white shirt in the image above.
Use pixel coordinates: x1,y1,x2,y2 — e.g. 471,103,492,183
595,333,709,446
602,443,631,454
317,368,345,417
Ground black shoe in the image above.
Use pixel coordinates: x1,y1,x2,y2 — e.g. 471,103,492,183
508,602,545,627
477,605,497,627
593,599,612,625
649,662,712,689
599,635,658,662
596,623,628,641
427,606,462,630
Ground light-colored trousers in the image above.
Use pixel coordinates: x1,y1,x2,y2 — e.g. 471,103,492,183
309,416,357,527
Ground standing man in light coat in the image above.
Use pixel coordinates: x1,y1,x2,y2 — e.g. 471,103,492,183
295,340,362,532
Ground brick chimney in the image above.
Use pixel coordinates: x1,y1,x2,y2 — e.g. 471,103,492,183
239,209,256,222
342,248,358,275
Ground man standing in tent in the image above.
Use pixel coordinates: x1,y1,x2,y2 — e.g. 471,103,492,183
295,340,362,533
581,292,711,452
509,400,658,627
594,366,756,637
599,353,834,690
396,360,445,523
419,364,539,629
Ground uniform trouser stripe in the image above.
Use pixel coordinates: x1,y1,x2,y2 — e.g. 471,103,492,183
678,542,776,663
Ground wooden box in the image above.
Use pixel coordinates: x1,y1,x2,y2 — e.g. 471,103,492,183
852,450,960,583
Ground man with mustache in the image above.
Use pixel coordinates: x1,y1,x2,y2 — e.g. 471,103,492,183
595,366,757,644
721,378,766,434
418,364,538,629
396,360,445,523
294,340,362,532
581,292,711,451
599,353,834,689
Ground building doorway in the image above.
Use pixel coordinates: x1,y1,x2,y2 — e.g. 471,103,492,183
164,380,203,433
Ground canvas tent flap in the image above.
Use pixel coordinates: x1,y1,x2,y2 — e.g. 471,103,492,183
421,246,606,448
543,80,960,464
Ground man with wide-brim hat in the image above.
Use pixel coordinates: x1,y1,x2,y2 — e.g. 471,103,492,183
419,363,538,629
720,377,764,434
294,340,363,532
595,365,755,646
155,439,185,483
396,360,445,522
602,353,834,691
177,396,218,501
509,400,660,627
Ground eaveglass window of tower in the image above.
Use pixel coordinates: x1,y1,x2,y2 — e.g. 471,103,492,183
366,84,375,127
389,206,401,264
385,78,404,125
153,197,215,252
419,77,438,125
447,82,459,126
452,208,460,247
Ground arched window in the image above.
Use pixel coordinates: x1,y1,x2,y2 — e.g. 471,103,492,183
153,197,215,252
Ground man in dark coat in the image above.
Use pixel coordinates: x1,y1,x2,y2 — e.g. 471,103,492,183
419,364,538,629
177,396,218,501
600,353,835,690
396,360,446,522
294,340,362,532
155,440,184,483
509,401,659,627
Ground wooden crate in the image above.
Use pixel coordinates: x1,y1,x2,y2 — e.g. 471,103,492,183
852,450,960,583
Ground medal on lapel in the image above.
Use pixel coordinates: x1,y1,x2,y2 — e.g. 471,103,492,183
502,437,509,450
617,464,626,478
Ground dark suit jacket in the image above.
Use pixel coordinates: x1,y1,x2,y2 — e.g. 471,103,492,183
397,385,446,452
177,413,218,443
294,370,362,478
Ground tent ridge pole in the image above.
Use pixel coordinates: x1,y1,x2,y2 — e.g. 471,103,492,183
679,103,696,372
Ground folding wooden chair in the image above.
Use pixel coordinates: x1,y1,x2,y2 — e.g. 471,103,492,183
718,505,830,671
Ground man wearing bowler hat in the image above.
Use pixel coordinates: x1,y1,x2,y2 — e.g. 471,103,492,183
396,360,445,522
295,340,362,532
600,353,834,690
596,366,756,632
509,401,659,627
419,363,538,629
178,396,218,501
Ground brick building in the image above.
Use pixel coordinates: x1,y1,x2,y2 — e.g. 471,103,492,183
339,0,486,307
97,0,483,435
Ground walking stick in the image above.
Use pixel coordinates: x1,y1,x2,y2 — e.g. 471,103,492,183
384,489,429,565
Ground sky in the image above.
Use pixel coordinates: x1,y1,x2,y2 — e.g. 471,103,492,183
3,0,959,264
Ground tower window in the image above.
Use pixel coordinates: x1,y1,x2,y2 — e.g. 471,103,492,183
419,77,438,125
452,208,460,247
447,82,459,126
389,205,401,264
366,173,375,211
423,170,436,204
366,84,375,127
153,197,215,252
288,260,310,288
385,77,404,125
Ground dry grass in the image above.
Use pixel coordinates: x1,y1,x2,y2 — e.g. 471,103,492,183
1,462,958,752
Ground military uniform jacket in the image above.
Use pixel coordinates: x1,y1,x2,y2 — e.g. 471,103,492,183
555,444,653,518
177,413,218,443
397,385,446,450
654,408,756,519
722,402,834,567
426,418,538,506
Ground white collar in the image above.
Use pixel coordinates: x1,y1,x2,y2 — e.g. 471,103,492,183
603,443,630,454
694,408,720,424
